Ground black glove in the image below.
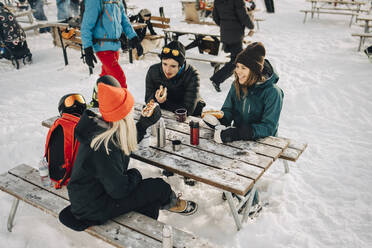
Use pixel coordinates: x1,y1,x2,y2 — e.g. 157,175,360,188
136,104,161,142
127,168,142,186
119,33,128,51
215,125,253,143
137,104,161,130
84,46,97,68
128,36,143,57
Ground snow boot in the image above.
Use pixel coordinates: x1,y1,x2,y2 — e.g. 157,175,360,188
168,194,198,216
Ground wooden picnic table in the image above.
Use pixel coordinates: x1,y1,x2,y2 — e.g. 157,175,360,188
163,28,221,51
357,15,372,32
41,103,307,231
163,28,252,55
306,0,366,14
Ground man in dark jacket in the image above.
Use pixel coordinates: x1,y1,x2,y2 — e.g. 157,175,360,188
145,40,205,116
129,9,157,42
210,0,254,92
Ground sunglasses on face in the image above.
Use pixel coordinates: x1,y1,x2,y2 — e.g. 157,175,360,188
162,47,180,56
64,94,86,108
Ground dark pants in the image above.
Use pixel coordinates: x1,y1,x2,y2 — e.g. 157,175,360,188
210,42,243,85
28,0,50,33
108,178,172,220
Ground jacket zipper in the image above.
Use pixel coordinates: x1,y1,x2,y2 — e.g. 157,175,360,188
242,95,251,114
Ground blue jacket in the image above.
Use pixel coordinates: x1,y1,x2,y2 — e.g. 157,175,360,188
221,59,284,139
81,0,137,52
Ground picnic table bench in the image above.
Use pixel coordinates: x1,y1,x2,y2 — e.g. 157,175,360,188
300,9,358,26
301,0,367,26
40,103,307,231
11,8,39,33
0,164,215,248
356,15,372,33
351,32,372,51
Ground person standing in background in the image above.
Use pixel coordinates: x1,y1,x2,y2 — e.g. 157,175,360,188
70,0,80,17
27,0,50,33
56,0,71,21
81,0,143,88
210,0,254,92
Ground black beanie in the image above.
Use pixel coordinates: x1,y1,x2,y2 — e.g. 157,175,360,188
95,75,121,88
160,40,186,66
235,42,266,75
91,75,122,107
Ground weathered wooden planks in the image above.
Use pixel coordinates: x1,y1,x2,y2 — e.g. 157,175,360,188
164,128,272,172
8,164,215,248
133,147,254,196
133,109,285,160
0,169,162,248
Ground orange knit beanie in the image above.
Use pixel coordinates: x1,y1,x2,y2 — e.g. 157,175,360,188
97,83,134,122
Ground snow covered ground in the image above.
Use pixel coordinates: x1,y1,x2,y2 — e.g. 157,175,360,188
0,0,371,247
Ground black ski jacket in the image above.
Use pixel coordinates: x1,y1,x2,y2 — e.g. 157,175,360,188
145,62,201,116
213,0,254,44
67,109,144,223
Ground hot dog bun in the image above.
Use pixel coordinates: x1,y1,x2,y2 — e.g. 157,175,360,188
201,110,224,119
142,99,158,117
159,85,167,98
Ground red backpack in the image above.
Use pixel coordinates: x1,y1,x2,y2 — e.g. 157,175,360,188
44,113,80,189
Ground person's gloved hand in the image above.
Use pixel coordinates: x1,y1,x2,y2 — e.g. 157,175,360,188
128,36,143,57
127,168,142,186
214,125,254,143
119,33,128,51
84,46,97,68
203,114,220,129
138,104,161,130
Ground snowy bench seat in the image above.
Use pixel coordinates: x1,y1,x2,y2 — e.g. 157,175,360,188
351,33,372,51
300,9,358,26
0,164,214,248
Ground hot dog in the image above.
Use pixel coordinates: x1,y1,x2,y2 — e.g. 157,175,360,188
142,99,158,117
201,110,224,119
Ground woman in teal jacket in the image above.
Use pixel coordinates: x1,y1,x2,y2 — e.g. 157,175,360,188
204,42,283,143
81,0,142,88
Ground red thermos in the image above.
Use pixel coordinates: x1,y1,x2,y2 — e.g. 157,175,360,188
189,121,199,145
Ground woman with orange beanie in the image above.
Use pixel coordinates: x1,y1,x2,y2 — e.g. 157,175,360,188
60,76,197,231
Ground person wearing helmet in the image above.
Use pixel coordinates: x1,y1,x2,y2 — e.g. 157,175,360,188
61,82,197,231
58,93,87,116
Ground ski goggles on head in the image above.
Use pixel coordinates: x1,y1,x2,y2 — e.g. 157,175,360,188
64,94,86,108
162,47,180,56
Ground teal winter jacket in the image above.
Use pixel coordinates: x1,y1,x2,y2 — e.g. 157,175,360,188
81,0,137,52
221,60,283,139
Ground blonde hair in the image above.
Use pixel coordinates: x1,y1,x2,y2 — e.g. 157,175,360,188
90,111,138,156
233,71,265,99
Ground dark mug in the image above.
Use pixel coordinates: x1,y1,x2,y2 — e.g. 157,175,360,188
172,140,181,151
175,108,187,122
